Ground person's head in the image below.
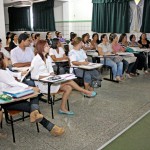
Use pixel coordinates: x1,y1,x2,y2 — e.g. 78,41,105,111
109,33,118,43
100,34,108,43
118,33,127,43
92,33,99,41
0,52,5,70
140,33,147,40
51,38,61,49
72,37,82,49
55,31,59,36
10,33,18,42
82,34,89,43
6,32,11,40
31,33,35,40
46,32,52,39
18,33,30,47
35,40,49,60
70,33,77,42
35,33,40,40
130,34,136,42
0,39,2,49
57,32,62,38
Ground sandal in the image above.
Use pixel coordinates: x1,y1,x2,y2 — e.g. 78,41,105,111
84,91,97,98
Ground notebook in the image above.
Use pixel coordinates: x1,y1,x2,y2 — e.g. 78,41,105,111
3,87,34,98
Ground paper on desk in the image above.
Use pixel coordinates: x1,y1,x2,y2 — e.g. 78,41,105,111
12,67,30,72
20,67,32,82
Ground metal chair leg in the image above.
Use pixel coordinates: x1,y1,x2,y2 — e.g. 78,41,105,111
67,99,70,111
36,123,40,133
10,116,15,143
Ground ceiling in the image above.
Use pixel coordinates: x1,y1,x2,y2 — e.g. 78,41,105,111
4,0,68,7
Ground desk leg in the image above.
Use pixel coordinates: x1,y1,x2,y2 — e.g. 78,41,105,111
48,83,54,119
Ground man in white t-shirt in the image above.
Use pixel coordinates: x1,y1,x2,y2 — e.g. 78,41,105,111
10,33,35,86
11,33,34,67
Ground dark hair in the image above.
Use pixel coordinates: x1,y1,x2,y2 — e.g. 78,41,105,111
118,33,127,43
0,38,2,43
140,33,147,40
6,32,11,40
10,33,17,42
109,33,117,43
0,52,5,70
82,34,89,43
18,33,29,44
31,33,34,37
129,34,135,41
100,34,107,43
35,40,47,61
46,32,51,39
35,33,40,40
72,37,82,46
92,33,100,44
51,38,59,49
70,33,77,41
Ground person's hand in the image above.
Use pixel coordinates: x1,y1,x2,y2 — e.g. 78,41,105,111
31,87,40,93
21,71,28,76
50,72,55,76
81,61,89,65
63,56,68,60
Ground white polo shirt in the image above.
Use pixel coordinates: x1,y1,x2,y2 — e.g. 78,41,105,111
10,46,34,65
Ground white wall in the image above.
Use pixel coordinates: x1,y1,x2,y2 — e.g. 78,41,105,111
0,0,6,46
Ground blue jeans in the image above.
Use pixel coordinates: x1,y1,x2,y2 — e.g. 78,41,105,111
101,59,123,79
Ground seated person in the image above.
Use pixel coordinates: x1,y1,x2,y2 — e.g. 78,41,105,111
82,33,94,51
119,33,148,74
128,34,141,47
9,33,18,50
69,32,77,50
138,33,150,48
109,33,137,78
10,33,35,86
0,38,11,66
46,32,53,46
69,37,101,91
57,32,66,43
50,38,69,74
0,52,64,136
31,40,96,115
97,34,123,81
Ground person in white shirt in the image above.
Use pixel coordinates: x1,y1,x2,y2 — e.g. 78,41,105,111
10,33,35,86
0,39,10,59
50,38,69,74
69,37,100,92
97,34,123,81
11,33,34,67
0,52,65,136
31,40,97,115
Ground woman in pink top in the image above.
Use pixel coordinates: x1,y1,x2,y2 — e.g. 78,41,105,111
109,33,136,78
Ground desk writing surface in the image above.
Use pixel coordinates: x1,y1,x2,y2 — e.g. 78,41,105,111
40,74,76,83
76,63,103,70
12,67,30,72
0,92,39,105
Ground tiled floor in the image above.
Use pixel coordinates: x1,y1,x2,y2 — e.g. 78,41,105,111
0,72,150,150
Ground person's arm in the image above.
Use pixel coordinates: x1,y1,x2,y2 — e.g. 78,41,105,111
13,62,31,67
51,54,68,62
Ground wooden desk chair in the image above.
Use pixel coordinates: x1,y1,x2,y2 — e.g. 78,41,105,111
2,109,39,143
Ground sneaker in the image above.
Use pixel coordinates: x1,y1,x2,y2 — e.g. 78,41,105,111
30,110,43,123
50,125,65,136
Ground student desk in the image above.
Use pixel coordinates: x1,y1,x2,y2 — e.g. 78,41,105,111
40,74,76,119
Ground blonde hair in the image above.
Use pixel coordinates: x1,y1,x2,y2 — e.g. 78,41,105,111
72,37,82,46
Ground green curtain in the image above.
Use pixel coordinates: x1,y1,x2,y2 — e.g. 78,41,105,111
140,0,150,32
33,0,55,31
8,7,31,31
92,0,132,33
